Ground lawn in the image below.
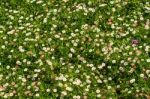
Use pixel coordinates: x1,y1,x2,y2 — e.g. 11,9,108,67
0,0,150,98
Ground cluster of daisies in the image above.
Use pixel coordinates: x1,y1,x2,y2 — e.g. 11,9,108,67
0,0,150,98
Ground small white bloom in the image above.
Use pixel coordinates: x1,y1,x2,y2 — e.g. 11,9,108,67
7,30,15,34
1,45,5,49
46,89,50,92
27,61,31,65
107,86,111,89
111,24,115,29
9,93,14,96
62,77,67,81
97,79,102,83
16,61,21,65
36,0,43,4
97,94,101,97
108,77,112,81
146,70,150,74
6,66,10,69
70,48,75,53
73,42,78,46
22,78,27,82
99,4,107,7
107,66,111,69
24,68,28,71
92,67,96,71
66,87,73,91
128,91,132,94
145,46,149,52
68,53,72,58
3,95,8,98
76,95,80,99
35,93,39,97
124,62,128,66
112,60,116,64
62,0,68,2
46,60,52,65
146,59,150,63
58,83,63,87
18,46,25,52
53,89,57,92
89,49,93,52
73,79,81,85
117,85,120,88
145,25,149,30
55,35,60,38
102,63,105,66
140,74,144,78
61,91,67,96
33,74,38,78
96,89,100,93
43,18,47,23
112,8,116,12
130,79,135,83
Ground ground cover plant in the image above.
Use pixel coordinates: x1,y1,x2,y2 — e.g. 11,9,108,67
0,0,150,98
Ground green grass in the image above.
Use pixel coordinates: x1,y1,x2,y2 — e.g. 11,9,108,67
0,0,150,98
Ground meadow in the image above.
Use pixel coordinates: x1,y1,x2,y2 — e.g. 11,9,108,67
0,0,150,98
